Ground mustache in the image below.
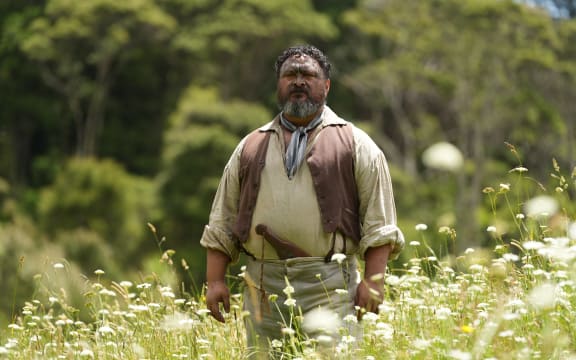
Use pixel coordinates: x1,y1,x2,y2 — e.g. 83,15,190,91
289,86,309,96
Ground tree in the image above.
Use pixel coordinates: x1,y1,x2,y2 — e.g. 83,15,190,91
161,0,337,103
20,0,176,157
38,158,157,272
0,0,64,187
342,0,562,252
524,0,576,18
519,18,576,170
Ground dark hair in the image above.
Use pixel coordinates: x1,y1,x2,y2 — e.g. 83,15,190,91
274,45,331,79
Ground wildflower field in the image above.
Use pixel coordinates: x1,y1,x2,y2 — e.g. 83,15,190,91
1,160,576,360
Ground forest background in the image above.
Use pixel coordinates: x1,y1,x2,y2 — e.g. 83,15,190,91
0,0,575,326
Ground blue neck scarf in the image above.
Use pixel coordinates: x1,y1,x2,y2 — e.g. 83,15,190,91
280,112,323,179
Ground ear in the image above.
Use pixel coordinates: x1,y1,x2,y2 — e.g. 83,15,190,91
325,78,331,95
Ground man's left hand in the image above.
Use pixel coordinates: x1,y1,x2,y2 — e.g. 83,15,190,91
354,279,384,320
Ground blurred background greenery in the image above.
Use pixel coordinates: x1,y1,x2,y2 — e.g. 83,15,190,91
1,0,575,325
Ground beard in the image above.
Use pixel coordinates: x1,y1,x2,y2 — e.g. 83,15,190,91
278,89,325,118
281,99,322,118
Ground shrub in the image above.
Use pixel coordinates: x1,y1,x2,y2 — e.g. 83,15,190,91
38,158,157,271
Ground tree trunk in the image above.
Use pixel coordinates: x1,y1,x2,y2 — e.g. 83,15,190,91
78,56,113,157
385,86,418,177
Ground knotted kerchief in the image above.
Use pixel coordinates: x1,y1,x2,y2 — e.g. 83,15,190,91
280,112,323,179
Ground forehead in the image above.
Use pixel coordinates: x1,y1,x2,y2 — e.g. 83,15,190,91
280,54,322,72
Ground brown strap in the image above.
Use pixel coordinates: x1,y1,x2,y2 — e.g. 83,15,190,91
324,232,337,263
324,232,347,263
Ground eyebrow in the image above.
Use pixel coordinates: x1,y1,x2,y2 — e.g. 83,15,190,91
281,63,320,76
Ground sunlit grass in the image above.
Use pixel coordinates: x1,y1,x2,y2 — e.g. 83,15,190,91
2,158,576,359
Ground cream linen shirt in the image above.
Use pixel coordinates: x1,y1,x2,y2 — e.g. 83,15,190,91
200,106,405,262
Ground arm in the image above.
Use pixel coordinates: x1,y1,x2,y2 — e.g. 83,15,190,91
201,140,245,322
353,127,405,260
355,244,392,319
206,248,231,323
352,127,405,319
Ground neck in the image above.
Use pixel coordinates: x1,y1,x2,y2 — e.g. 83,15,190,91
283,107,323,127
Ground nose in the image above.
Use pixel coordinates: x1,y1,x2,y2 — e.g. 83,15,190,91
294,73,306,86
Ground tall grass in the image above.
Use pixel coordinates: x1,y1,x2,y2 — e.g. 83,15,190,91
1,157,576,359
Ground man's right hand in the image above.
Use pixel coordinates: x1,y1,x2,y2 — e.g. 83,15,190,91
206,280,230,323
205,248,232,323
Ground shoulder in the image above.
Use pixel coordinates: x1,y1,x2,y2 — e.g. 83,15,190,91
234,118,278,163
241,120,276,147
350,124,376,147
346,123,389,170
322,107,371,142
322,107,382,157
244,114,281,142
321,106,348,127
335,119,381,156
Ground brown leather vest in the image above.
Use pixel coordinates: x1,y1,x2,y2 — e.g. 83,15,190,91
232,117,361,245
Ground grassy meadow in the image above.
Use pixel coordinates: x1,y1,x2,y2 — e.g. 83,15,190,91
1,160,576,360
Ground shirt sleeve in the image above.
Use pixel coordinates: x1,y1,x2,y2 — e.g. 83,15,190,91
199,138,245,263
353,126,405,260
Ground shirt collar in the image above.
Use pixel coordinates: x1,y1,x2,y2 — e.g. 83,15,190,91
257,105,347,133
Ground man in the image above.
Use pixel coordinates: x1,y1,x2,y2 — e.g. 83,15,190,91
200,45,404,353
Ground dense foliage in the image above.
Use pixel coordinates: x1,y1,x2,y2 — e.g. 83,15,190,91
1,0,575,327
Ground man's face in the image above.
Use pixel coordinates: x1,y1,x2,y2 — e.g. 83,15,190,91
277,54,330,119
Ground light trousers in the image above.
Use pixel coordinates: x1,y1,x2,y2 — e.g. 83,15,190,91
243,256,361,357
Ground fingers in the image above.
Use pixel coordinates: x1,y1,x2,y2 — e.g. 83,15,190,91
356,299,377,320
356,301,379,321
206,282,230,323
223,295,231,314
211,311,225,323
355,281,382,320
208,301,225,323
356,306,366,321
209,300,232,323
355,283,367,321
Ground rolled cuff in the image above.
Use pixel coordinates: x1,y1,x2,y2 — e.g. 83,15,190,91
199,225,240,263
358,224,405,261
